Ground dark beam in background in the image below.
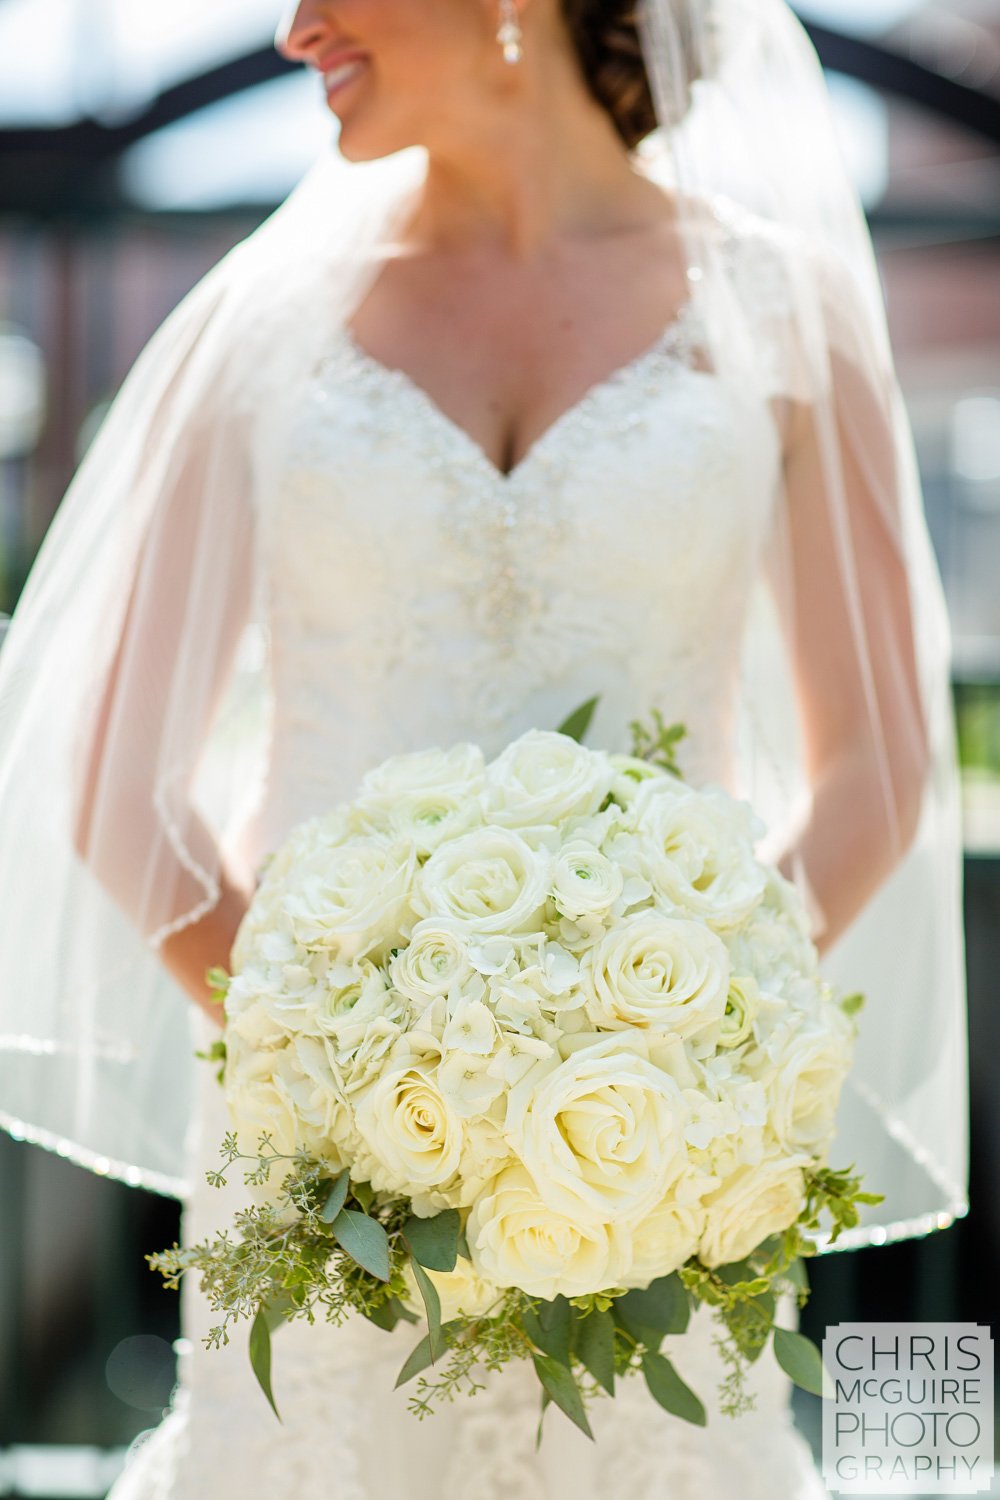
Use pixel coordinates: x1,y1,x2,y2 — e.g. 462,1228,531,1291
0,51,297,215
802,18,1000,143
0,21,998,217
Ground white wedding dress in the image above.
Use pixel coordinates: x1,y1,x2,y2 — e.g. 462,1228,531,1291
107,238,833,1500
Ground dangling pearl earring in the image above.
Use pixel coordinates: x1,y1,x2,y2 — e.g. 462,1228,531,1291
496,0,523,64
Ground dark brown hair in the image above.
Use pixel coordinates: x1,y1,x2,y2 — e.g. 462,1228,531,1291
561,1,696,151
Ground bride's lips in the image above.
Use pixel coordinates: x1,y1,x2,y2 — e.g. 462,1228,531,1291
317,50,370,103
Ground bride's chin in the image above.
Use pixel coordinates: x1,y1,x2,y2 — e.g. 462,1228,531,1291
332,123,417,166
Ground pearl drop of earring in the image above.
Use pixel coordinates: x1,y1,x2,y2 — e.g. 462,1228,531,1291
497,0,523,64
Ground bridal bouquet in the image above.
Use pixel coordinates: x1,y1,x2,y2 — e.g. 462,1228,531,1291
150,700,879,1437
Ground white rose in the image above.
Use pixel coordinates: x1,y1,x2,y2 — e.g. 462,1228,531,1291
282,836,417,961
698,1151,810,1267
581,912,730,1041
766,1020,854,1157
505,1034,690,1224
621,1191,705,1288
467,1163,630,1299
632,779,767,927
352,1057,464,1198
401,1256,501,1322
357,742,486,801
482,730,613,828
412,828,552,935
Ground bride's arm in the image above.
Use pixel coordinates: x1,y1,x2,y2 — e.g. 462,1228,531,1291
767,346,931,957
70,389,257,1023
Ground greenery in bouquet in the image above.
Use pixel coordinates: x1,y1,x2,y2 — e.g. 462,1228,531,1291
149,698,881,1438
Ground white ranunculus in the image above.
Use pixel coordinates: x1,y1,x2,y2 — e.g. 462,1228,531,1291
580,912,730,1041
467,1163,630,1299
698,1151,811,1267
352,1057,464,1198
766,1020,855,1157
318,983,411,1061
335,1014,406,1096
717,974,761,1048
311,959,395,1039
224,1036,351,1212
412,828,552,935
390,919,475,1002
361,790,483,856
621,1191,705,1288
632,779,767,928
605,754,674,808
482,729,613,828
505,1035,690,1224
282,836,418,962
551,838,625,921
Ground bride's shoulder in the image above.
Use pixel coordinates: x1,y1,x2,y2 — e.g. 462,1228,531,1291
697,194,814,290
693,192,870,352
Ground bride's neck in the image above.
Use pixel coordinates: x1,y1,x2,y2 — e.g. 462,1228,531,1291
397,58,664,261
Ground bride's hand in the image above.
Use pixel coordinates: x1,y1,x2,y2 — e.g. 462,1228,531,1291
157,864,250,1027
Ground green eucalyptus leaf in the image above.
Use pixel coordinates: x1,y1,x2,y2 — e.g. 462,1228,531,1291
409,1255,444,1358
330,1208,390,1281
319,1168,350,1224
352,1180,375,1212
521,1296,572,1368
456,1227,472,1261
261,1291,297,1331
393,1319,464,1387
364,1295,419,1332
556,695,600,743
773,1327,833,1398
616,1273,689,1335
395,1330,435,1388
785,1257,810,1293
611,1302,664,1354
535,1389,551,1451
531,1352,593,1440
402,1209,460,1272
575,1308,615,1395
249,1306,281,1422
641,1350,706,1426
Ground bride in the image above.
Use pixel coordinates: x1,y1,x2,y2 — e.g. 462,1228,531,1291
0,0,968,1496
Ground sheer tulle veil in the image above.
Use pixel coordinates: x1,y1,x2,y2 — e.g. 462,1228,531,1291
0,0,968,1249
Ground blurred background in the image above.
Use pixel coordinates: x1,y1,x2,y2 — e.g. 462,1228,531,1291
0,0,997,1495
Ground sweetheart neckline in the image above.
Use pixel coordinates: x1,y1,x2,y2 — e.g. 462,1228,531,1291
326,288,706,486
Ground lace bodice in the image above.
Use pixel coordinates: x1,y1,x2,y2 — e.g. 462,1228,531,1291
243,273,782,869
105,225,833,1500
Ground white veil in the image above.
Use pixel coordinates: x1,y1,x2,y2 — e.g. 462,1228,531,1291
0,0,968,1249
